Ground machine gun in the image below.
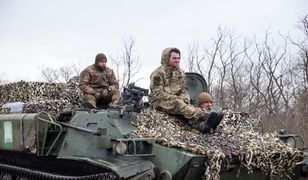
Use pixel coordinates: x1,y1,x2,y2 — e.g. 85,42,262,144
121,83,149,112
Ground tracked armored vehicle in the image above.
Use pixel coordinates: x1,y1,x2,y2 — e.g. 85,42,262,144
0,73,307,180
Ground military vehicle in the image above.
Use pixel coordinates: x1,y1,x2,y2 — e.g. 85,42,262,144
0,73,307,180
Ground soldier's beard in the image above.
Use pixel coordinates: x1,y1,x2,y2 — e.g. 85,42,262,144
95,64,106,71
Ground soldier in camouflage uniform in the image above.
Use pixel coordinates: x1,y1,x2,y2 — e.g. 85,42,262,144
79,53,120,109
149,47,223,133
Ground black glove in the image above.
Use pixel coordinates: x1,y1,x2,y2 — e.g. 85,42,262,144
199,112,224,133
206,112,224,130
92,89,102,99
198,121,211,133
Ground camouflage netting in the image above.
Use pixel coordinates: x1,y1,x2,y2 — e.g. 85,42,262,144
0,81,303,180
0,79,83,117
133,108,302,180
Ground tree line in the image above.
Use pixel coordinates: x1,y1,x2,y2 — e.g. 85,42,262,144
184,16,308,145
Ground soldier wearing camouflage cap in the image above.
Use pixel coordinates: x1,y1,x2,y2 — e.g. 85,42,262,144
79,53,120,109
149,47,223,133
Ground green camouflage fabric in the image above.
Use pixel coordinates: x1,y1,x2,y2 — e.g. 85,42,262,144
149,48,203,123
79,64,120,107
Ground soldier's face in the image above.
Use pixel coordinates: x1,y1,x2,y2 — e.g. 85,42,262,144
169,52,180,68
97,60,107,69
200,101,213,110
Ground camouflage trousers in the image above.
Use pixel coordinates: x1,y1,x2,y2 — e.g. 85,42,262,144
153,99,205,127
83,89,120,109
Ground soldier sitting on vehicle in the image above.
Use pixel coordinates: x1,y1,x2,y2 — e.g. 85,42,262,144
79,53,120,109
149,47,223,133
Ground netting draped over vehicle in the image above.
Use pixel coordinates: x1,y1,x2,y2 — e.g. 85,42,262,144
133,108,302,180
0,81,303,179
0,80,83,117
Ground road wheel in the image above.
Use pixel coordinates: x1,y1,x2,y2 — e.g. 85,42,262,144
0,173,13,180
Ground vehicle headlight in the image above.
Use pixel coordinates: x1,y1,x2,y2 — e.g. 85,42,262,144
113,142,127,155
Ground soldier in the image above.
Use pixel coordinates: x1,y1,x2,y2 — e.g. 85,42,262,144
79,53,120,109
149,47,223,133
197,92,213,110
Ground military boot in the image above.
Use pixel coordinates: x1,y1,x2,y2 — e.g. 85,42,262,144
198,120,211,133
198,112,224,133
82,100,97,109
83,95,97,109
213,112,224,130
83,100,97,109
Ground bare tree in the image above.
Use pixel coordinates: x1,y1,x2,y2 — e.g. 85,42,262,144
59,65,73,83
241,29,307,135
110,36,142,89
186,42,204,73
185,20,308,143
41,67,60,83
261,32,288,114
203,27,224,93
244,38,265,115
123,36,141,86
40,63,81,83
185,26,226,94
298,15,308,39
285,15,308,141
222,32,248,110
287,15,308,88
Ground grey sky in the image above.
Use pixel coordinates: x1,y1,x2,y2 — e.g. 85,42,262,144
0,0,307,87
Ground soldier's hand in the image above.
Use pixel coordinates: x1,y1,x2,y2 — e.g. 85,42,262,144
101,88,109,97
92,90,102,99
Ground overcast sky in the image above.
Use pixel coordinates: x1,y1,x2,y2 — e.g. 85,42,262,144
0,0,307,87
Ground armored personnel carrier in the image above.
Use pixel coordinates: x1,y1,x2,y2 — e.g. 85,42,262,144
0,73,307,180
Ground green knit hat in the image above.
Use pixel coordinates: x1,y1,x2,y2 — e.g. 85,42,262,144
95,53,107,64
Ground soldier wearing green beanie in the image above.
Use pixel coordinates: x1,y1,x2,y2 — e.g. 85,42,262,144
79,53,120,109
197,92,213,110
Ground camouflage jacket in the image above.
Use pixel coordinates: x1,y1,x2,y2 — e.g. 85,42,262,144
149,48,190,106
79,64,119,95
